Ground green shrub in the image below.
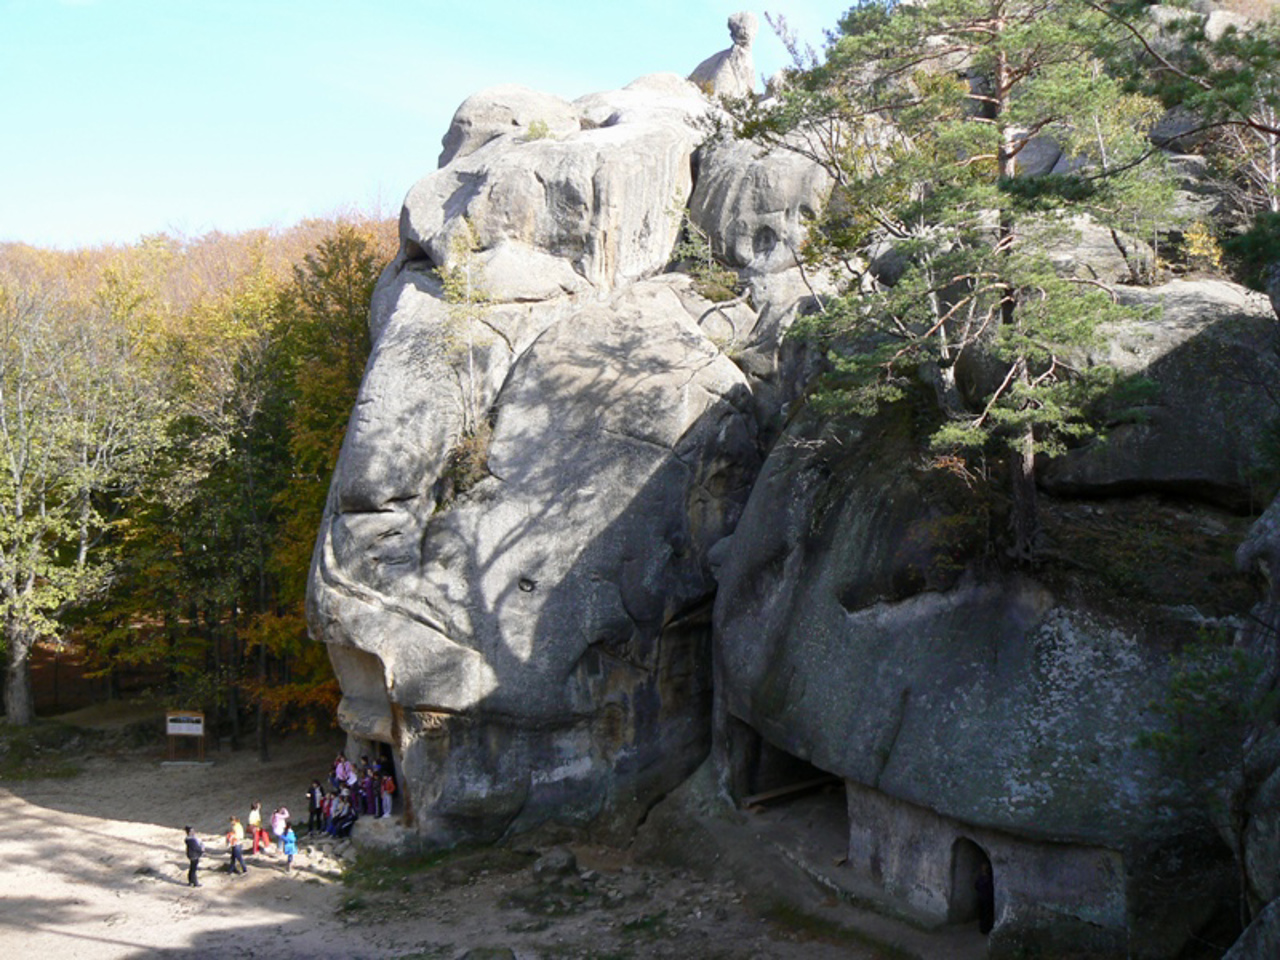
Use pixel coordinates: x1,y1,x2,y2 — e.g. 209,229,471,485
1225,212,1280,291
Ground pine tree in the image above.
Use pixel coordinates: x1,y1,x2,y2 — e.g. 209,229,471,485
737,0,1174,559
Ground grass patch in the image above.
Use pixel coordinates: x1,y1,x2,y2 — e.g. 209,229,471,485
762,902,915,960
337,894,368,914
342,848,454,889
343,843,533,890
0,720,95,780
619,909,669,938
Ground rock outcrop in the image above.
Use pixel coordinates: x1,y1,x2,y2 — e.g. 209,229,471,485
1236,496,1280,933
309,26,778,846
688,12,758,99
1041,279,1280,509
312,259,761,842
710,400,1253,956
310,10,1280,959
406,74,709,294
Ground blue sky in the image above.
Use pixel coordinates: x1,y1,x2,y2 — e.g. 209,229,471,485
1,0,851,249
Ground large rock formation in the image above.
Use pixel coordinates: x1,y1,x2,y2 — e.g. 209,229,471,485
309,10,1280,959
309,20,784,846
708,270,1280,956
405,74,709,294
311,260,761,843
709,399,1256,957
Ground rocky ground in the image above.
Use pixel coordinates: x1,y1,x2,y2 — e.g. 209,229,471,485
0,708,986,959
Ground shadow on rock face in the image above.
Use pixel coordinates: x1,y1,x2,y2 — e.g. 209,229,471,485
310,275,761,847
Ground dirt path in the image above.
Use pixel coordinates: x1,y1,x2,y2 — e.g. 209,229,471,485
0,728,896,959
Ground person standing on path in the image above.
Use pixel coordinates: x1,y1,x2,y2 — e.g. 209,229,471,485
226,816,247,875
184,826,204,887
248,801,269,855
281,821,297,872
379,771,395,818
307,780,324,834
270,804,290,853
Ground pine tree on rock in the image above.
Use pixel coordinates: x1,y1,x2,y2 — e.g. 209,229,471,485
737,0,1174,560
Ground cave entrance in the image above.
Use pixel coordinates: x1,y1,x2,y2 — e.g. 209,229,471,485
949,836,993,925
726,717,847,873
724,715,840,804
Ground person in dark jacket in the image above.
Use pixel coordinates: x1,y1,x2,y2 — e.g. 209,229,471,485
307,780,324,834
184,826,204,887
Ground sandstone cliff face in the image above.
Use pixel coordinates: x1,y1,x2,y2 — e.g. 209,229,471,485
309,14,1280,959
308,44,786,843
711,271,1280,956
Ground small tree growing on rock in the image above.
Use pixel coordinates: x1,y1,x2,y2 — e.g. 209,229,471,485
440,219,492,438
438,220,495,503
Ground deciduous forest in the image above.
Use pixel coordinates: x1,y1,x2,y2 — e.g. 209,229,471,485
0,215,397,746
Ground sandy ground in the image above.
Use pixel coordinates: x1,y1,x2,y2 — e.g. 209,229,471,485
0,729,898,960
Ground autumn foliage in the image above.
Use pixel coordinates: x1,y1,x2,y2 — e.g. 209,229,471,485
0,214,396,735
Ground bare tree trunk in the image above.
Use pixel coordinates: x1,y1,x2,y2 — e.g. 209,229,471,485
257,640,269,763
4,622,35,726
993,42,1040,560
228,678,241,751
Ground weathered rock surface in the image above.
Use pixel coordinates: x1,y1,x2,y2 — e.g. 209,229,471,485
689,137,831,274
438,85,583,169
711,402,1250,957
1237,497,1280,922
1042,279,1280,509
686,136,836,436
715,413,1176,841
311,264,760,843
1223,897,1280,960
688,12,757,99
1028,213,1151,284
403,74,710,292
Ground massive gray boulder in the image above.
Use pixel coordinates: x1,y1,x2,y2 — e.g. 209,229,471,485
310,57,770,845
312,267,760,843
437,85,583,169
404,74,710,293
712,405,1247,957
1042,279,1280,509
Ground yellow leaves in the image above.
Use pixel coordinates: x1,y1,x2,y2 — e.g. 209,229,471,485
1183,221,1226,272
440,218,491,308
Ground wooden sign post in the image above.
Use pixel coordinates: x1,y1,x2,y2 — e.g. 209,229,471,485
165,710,206,762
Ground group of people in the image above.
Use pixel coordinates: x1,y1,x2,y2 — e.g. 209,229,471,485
181,753,397,887
182,800,301,886
315,752,396,839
